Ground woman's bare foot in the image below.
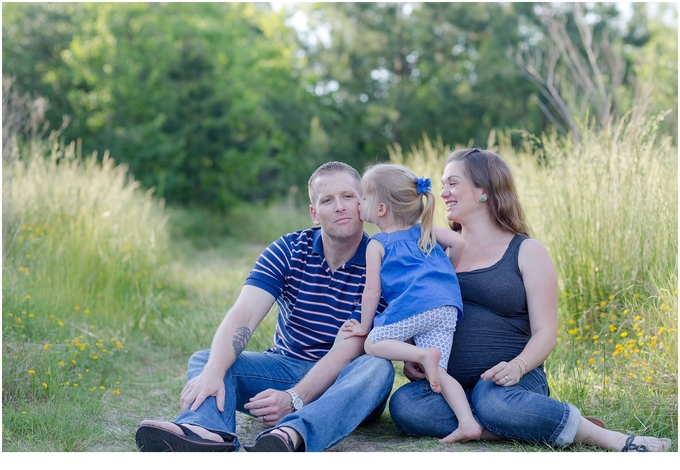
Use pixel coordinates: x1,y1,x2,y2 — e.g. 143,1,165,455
139,419,224,443
439,419,483,443
575,416,671,451
617,435,672,452
420,348,442,393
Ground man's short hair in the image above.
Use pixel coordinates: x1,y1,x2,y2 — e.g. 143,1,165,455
307,161,361,204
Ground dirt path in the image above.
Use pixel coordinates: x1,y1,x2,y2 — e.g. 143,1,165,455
234,411,514,452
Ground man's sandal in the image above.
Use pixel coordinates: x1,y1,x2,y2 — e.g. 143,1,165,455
135,423,236,452
243,428,301,452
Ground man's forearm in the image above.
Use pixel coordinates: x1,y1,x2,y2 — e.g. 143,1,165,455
203,285,274,376
292,334,364,405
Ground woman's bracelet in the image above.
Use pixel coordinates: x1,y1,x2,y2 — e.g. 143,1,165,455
513,356,529,376
511,360,523,377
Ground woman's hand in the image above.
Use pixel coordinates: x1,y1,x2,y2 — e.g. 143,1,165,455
480,360,523,387
403,361,427,381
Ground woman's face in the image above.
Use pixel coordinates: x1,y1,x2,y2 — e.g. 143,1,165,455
440,161,484,224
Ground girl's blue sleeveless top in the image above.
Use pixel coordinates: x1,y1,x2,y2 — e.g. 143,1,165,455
372,224,463,327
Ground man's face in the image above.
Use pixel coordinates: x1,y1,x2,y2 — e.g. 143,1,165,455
309,172,363,241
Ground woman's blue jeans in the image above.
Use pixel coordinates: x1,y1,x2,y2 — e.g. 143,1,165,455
388,367,581,447
175,349,395,451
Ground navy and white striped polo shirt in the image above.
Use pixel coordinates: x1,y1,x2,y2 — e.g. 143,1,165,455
244,227,385,362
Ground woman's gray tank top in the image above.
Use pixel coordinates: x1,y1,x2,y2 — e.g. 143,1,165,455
446,234,538,389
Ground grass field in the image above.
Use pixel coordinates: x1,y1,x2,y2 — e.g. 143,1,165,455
2,111,677,453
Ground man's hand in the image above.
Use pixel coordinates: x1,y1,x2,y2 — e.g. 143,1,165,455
243,389,294,426
180,371,227,413
403,361,427,382
341,319,370,338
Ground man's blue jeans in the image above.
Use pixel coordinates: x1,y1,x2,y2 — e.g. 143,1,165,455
175,349,395,451
389,367,581,447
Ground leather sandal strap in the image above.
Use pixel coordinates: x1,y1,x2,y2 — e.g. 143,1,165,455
174,423,234,443
622,435,649,452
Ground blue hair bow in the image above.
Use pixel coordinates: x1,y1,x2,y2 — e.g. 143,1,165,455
415,177,431,195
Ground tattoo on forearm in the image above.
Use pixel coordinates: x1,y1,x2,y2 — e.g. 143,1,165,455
232,326,251,357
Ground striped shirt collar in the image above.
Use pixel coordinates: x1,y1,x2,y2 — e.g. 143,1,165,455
311,227,369,268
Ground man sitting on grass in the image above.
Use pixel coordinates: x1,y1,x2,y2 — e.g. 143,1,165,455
135,161,395,452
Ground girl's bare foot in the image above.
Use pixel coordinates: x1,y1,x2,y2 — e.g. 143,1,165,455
421,348,442,393
439,419,483,443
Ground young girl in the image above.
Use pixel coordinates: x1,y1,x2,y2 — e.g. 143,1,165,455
342,163,482,443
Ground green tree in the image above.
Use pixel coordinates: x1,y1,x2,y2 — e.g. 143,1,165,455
627,3,678,141
3,2,316,209
295,1,544,168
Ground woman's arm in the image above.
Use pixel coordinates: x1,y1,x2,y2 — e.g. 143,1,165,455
481,238,558,384
514,238,559,371
433,225,465,268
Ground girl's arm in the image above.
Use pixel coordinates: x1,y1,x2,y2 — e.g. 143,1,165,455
343,239,384,337
433,225,465,268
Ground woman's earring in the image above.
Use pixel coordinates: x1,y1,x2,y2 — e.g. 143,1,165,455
480,196,486,202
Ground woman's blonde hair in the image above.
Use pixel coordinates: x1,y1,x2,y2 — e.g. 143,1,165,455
362,163,437,255
446,148,530,236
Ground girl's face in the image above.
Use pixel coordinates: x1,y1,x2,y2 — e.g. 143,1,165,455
440,161,485,224
358,183,377,224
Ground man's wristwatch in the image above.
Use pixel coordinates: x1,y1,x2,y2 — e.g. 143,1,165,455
286,389,303,411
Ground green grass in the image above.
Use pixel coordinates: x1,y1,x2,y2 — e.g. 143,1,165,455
2,111,677,451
